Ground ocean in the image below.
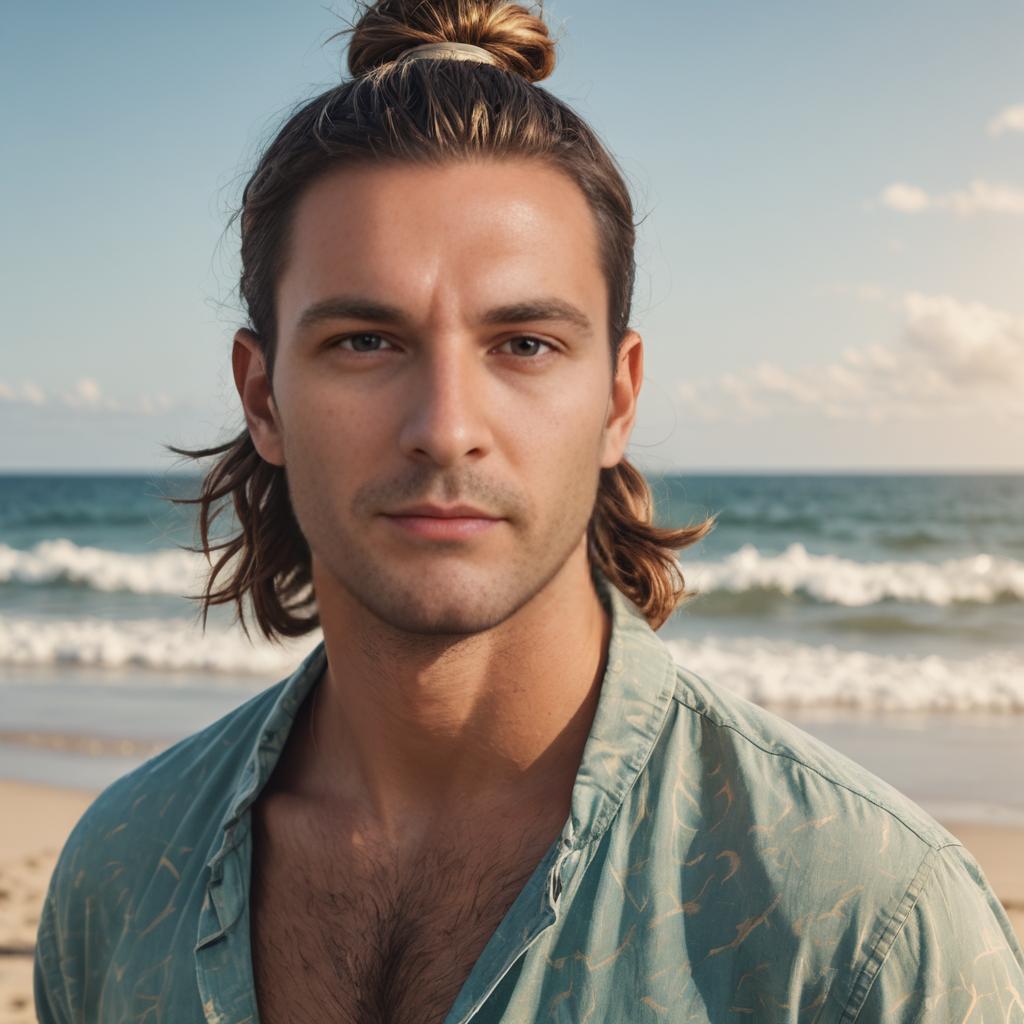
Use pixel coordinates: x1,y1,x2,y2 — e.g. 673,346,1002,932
1,471,1022,819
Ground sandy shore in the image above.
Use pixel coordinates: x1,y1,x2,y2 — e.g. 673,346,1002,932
0,783,97,1024
1,781,1022,1022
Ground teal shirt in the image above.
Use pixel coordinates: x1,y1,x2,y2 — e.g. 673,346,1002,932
35,572,1024,1022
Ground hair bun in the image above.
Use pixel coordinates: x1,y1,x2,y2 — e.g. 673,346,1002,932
345,0,557,83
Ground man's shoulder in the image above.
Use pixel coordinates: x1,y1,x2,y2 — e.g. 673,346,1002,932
635,663,1024,1018
667,662,957,853
47,678,288,899
606,662,1024,1021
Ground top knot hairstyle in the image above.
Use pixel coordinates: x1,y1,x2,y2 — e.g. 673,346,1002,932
347,0,555,80
169,0,716,640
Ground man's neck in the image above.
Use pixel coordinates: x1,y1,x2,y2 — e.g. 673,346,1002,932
286,549,611,849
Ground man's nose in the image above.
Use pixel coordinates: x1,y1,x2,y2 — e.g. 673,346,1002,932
396,337,494,467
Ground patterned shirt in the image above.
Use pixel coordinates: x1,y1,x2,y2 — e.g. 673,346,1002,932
35,570,1024,1022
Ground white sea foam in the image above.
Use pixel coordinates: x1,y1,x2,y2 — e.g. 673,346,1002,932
685,542,1024,606
0,615,319,677
2,613,1020,712
664,635,1024,713
4,538,1024,608
0,539,203,594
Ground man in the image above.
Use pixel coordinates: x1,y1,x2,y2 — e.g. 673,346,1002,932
35,4,1024,1022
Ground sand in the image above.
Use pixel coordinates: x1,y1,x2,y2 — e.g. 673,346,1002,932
1,781,1021,1022
1,783,96,1024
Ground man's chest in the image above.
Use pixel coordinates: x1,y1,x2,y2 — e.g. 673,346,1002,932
249,801,556,1024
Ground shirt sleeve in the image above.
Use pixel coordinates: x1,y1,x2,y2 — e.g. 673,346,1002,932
851,843,1024,1022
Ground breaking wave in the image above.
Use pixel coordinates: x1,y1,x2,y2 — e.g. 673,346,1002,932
0,615,318,677
684,543,1024,607
665,635,1024,713
2,539,1023,609
2,613,1021,712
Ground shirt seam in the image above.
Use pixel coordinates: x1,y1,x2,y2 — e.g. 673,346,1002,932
670,682,957,852
839,846,940,1022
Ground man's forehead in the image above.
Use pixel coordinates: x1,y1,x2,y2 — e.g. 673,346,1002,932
277,159,606,327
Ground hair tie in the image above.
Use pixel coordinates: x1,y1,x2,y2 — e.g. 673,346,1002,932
396,41,500,67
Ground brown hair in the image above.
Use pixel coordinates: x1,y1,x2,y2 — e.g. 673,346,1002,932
169,0,716,639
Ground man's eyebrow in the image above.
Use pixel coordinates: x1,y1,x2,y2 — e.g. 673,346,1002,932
296,297,407,331
480,299,593,335
295,295,593,335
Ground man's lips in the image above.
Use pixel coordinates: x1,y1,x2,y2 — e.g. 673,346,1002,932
384,502,500,518
381,510,503,540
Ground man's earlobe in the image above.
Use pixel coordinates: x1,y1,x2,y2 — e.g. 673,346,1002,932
232,328,286,467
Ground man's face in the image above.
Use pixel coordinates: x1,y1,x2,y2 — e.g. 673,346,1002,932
238,158,641,636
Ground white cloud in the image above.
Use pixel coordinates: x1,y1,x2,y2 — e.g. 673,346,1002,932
675,292,1024,423
902,292,1024,383
0,377,179,416
0,380,47,406
988,104,1024,137
879,178,1024,216
138,393,174,415
1,380,45,407
947,180,1024,215
60,377,121,411
880,183,930,212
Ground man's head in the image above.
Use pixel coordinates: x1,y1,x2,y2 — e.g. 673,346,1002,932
171,0,714,640
235,156,640,637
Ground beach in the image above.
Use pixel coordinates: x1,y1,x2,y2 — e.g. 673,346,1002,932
0,782,94,1024
1,779,1022,1022
1,472,1022,1017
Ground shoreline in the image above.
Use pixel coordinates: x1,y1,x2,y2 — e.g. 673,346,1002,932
4,704,1024,825
1,779,1022,1023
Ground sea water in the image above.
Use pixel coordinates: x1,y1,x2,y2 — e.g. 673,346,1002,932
1,471,1021,816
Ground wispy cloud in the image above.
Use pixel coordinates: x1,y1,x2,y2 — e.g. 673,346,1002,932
675,292,1024,423
0,377,177,416
61,377,117,411
879,183,931,213
988,103,1024,137
879,179,1024,215
0,380,46,406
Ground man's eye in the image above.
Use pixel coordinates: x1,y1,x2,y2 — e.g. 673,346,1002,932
331,334,554,358
335,333,390,352
500,336,555,358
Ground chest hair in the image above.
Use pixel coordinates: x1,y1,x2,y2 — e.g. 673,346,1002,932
250,799,555,1024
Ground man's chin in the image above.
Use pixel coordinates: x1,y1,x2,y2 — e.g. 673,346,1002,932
343,568,529,637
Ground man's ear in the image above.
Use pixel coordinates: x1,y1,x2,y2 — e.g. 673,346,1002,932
232,328,285,467
600,329,643,469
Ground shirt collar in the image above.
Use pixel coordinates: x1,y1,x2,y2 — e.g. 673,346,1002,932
207,568,677,872
565,569,678,848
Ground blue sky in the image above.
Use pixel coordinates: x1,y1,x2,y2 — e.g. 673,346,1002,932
3,1,1022,471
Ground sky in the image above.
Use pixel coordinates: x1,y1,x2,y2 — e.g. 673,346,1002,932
2,1,1022,472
